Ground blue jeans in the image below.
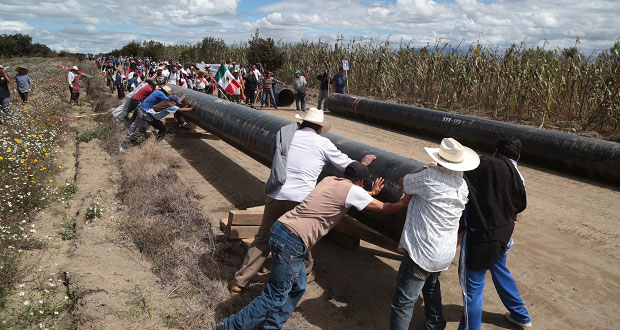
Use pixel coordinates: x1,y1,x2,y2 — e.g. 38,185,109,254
261,89,277,108
335,87,346,94
1,97,9,110
294,93,305,111
458,241,531,330
224,221,307,329
390,253,446,330
317,89,328,110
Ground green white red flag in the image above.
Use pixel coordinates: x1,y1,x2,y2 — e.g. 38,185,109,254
214,63,241,94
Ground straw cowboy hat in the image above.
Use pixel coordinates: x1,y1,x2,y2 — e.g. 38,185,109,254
424,138,480,171
16,66,28,73
295,107,331,133
160,85,172,95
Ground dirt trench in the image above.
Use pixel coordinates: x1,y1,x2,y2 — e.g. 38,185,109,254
23,107,184,329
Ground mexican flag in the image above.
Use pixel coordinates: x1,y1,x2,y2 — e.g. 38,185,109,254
214,63,241,94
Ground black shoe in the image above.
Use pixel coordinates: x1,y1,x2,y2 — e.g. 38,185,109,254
211,320,225,330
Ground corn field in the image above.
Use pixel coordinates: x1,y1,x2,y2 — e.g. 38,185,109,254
116,37,620,139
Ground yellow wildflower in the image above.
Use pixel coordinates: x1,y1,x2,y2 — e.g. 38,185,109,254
58,165,62,168
15,138,21,143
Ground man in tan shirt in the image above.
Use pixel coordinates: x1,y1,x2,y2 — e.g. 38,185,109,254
213,161,411,330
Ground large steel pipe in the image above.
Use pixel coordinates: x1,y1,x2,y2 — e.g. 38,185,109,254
170,85,424,241
274,86,294,107
326,94,620,186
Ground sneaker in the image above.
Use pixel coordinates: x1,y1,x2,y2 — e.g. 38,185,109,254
504,312,532,328
229,281,244,294
211,320,225,330
307,272,316,284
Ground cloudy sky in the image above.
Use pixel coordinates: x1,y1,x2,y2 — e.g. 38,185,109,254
0,0,618,54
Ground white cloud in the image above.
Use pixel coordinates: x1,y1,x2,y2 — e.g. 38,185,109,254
0,0,617,54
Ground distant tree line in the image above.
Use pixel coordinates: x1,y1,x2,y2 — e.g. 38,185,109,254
0,34,56,57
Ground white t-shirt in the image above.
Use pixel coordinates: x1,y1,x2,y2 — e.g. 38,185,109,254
167,72,179,85
345,185,373,210
196,78,206,89
268,128,353,202
67,71,75,85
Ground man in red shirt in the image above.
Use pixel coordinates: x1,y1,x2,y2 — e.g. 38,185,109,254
120,79,156,128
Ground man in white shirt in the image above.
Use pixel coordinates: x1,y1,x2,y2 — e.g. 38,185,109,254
252,64,261,81
390,138,480,330
167,66,179,86
230,108,376,293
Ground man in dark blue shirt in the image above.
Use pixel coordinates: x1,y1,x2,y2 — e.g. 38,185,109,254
332,67,347,94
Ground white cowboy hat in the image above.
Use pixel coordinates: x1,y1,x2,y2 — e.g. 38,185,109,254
72,66,79,71
295,107,331,133
424,138,480,171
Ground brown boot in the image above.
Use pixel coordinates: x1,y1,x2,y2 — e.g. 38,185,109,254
229,281,244,294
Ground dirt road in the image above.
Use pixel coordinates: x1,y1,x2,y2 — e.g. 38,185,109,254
165,104,620,330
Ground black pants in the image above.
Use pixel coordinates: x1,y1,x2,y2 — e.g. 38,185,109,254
70,92,80,105
121,109,166,148
18,92,29,102
246,89,256,105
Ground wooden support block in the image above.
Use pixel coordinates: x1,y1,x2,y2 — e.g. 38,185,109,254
228,209,265,226
220,218,260,239
245,205,266,212
333,216,401,254
326,230,360,251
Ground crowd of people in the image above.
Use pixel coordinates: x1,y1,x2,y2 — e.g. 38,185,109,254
88,55,352,151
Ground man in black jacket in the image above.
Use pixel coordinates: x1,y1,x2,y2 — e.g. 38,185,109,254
457,135,532,329
316,69,331,110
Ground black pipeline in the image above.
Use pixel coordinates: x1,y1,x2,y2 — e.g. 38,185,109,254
170,85,423,241
326,94,620,186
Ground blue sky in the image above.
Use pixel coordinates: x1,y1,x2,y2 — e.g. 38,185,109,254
0,0,618,54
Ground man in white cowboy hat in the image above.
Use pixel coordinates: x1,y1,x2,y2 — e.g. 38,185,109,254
390,137,479,330
230,107,377,294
